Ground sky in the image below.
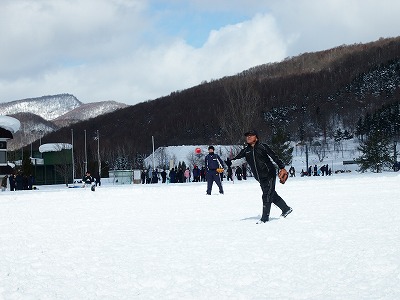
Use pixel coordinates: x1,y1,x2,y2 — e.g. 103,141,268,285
1,0,399,106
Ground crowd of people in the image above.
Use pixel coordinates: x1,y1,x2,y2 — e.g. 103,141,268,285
300,164,332,177
139,162,336,185
140,163,248,185
1,173,35,191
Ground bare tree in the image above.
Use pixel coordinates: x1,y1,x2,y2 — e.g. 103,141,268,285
187,152,205,168
310,141,326,162
156,147,170,169
221,77,261,144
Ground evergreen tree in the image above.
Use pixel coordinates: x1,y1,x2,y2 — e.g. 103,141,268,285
269,130,293,166
343,130,353,140
356,131,394,173
355,117,364,140
333,128,343,142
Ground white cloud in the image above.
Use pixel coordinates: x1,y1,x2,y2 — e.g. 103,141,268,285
1,9,288,104
264,0,400,54
0,0,147,77
1,0,399,105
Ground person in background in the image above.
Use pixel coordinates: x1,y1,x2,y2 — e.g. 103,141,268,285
184,168,191,182
289,166,296,177
177,168,184,183
95,173,101,186
152,169,159,183
226,130,292,223
9,174,16,191
200,166,206,182
28,174,35,190
205,145,224,195
15,172,23,190
242,164,247,180
141,170,146,184
161,169,167,183
1,174,8,191
235,165,243,180
82,171,94,187
192,165,200,182
226,165,233,181
169,168,176,183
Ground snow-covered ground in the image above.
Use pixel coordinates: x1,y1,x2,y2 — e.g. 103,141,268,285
1,171,399,299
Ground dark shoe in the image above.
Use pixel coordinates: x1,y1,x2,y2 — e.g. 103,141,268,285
206,193,211,195
219,191,224,194
281,207,293,218
257,215,269,224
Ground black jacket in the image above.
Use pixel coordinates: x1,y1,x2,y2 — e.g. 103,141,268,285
233,141,284,181
83,175,93,184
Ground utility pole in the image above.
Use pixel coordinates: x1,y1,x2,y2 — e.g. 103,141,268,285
152,135,155,171
305,143,309,173
71,129,75,182
84,130,87,173
97,130,101,177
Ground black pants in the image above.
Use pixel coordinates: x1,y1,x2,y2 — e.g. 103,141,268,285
259,176,290,219
206,171,224,194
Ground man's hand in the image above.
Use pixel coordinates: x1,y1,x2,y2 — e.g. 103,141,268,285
278,168,288,184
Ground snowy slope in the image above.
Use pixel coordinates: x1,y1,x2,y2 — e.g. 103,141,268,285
53,101,128,127
0,172,399,299
1,95,128,150
0,94,82,121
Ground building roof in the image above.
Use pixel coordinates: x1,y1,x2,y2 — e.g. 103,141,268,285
0,116,21,133
0,116,20,139
39,143,73,153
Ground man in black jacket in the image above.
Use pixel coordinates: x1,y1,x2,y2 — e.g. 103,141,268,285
82,171,94,187
205,145,224,195
227,130,292,223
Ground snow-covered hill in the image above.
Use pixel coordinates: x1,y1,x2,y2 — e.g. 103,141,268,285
1,94,129,150
6,112,58,150
0,94,82,121
53,101,128,127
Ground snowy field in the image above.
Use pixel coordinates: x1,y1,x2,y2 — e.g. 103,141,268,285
1,172,400,299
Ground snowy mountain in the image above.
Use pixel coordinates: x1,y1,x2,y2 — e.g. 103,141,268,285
53,101,128,127
6,112,59,150
0,94,82,121
1,94,128,150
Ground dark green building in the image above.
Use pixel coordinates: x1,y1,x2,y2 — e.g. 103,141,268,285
33,143,73,185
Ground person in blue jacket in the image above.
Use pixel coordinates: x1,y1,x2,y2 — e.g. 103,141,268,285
205,145,224,195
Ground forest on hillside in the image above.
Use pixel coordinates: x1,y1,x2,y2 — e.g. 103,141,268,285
21,37,400,175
